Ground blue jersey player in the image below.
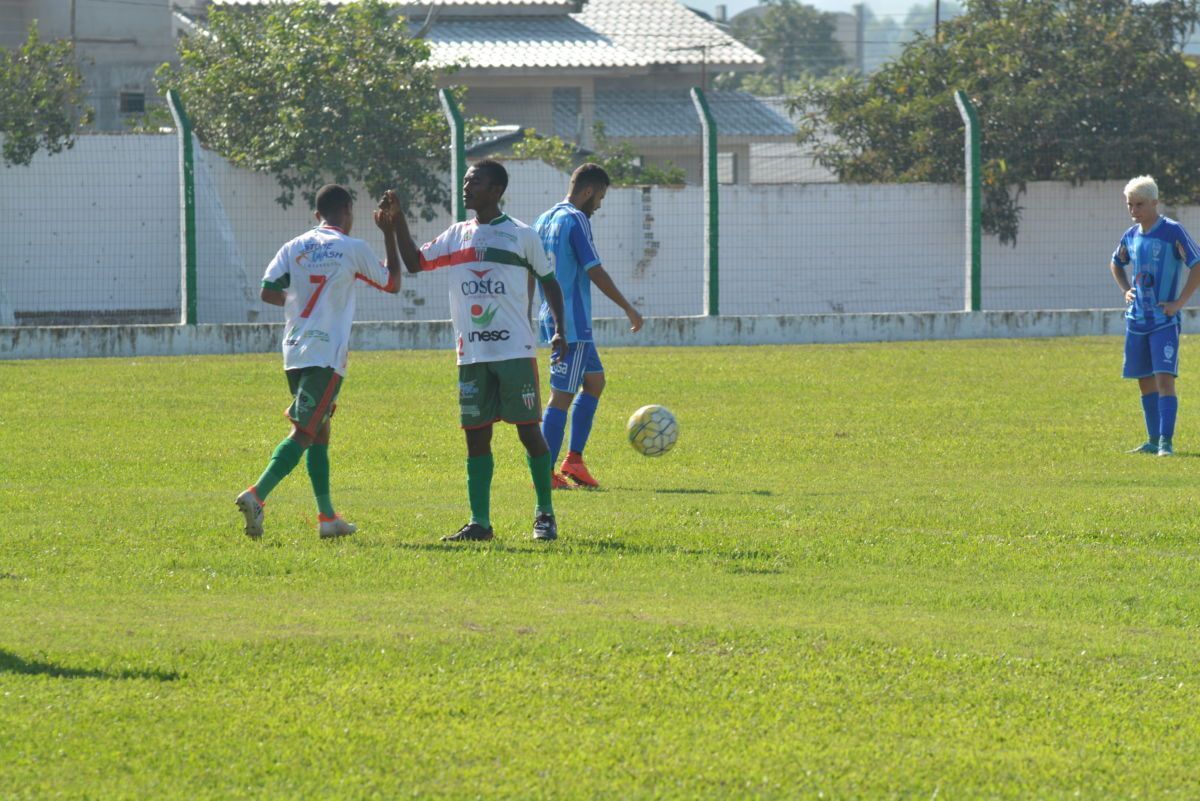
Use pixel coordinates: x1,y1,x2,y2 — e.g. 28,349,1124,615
1109,175,1200,456
531,164,644,488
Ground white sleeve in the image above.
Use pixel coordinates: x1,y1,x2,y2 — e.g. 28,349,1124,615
263,243,291,288
355,239,390,286
525,228,553,280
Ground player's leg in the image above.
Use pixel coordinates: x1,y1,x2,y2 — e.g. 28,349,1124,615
542,344,582,489
517,422,558,541
1151,327,1181,455
497,358,557,541
308,418,356,539
560,344,605,488
1124,333,1159,453
444,364,498,541
237,368,334,537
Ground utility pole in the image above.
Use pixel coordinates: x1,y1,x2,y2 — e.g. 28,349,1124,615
853,4,865,73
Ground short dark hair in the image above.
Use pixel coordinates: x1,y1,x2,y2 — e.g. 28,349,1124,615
570,163,610,193
471,159,509,193
315,184,353,219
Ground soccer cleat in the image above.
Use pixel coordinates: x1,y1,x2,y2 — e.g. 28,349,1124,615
442,522,494,542
532,511,558,541
1127,441,1159,454
318,514,357,539
1158,438,1175,457
235,488,264,539
559,454,599,489
551,472,574,490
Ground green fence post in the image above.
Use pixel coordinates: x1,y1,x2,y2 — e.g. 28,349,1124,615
439,88,466,223
690,87,719,317
954,90,982,312
166,89,198,326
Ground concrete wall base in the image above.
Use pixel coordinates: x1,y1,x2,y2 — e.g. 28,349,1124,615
0,309,1148,361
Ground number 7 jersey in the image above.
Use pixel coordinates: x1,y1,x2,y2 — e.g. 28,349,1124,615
262,224,391,376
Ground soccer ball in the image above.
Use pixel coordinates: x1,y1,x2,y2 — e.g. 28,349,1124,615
626,404,679,456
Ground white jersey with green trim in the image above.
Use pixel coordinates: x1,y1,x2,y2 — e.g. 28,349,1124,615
262,225,390,376
419,214,553,365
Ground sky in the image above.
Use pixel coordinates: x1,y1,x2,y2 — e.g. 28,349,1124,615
687,0,923,23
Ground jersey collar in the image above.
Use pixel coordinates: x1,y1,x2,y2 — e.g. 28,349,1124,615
319,223,347,235
483,214,509,226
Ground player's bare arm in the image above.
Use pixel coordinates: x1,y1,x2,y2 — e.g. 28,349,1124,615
1161,258,1200,316
588,265,643,332
379,191,424,274
1110,261,1135,303
539,277,569,363
373,194,402,294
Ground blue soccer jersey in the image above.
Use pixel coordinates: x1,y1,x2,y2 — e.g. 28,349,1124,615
534,202,602,343
1113,216,1200,333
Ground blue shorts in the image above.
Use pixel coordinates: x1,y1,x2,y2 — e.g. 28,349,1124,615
1123,326,1180,379
548,341,603,394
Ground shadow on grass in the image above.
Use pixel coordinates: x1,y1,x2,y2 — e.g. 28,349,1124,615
0,649,180,681
600,487,774,497
388,537,787,571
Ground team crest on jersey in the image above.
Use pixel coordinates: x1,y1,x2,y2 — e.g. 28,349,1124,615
1165,344,1176,361
521,384,537,409
1151,242,1164,261
475,244,489,263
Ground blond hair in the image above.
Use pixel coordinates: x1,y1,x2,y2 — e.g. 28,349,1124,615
1124,175,1159,202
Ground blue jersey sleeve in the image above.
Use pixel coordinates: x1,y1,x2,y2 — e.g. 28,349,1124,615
1174,224,1200,268
1112,235,1130,267
568,215,601,271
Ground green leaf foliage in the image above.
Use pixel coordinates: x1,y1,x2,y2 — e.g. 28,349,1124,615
158,0,449,218
791,0,1200,244
0,22,90,167
504,123,686,186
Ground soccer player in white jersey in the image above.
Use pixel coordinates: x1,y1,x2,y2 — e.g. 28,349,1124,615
1109,175,1200,456
235,184,401,539
387,160,569,542
532,164,643,489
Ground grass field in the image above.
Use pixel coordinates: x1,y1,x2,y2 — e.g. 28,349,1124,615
3,338,1200,799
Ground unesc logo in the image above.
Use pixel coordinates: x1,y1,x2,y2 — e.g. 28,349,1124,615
468,329,510,342
470,303,498,327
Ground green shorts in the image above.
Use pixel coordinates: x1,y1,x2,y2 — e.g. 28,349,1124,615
285,366,342,435
458,358,541,429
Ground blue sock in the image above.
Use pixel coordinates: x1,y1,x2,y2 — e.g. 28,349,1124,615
542,406,568,466
1142,392,1160,441
569,393,600,455
1159,394,1178,441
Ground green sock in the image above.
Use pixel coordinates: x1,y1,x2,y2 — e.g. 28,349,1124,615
528,451,554,515
306,444,334,517
254,438,306,500
466,454,494,528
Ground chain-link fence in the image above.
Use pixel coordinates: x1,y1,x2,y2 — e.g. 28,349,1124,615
0,90,1157,328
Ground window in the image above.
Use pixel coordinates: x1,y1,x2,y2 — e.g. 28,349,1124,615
119,91,145,115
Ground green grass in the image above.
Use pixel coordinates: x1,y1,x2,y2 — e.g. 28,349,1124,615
3,338,1200,799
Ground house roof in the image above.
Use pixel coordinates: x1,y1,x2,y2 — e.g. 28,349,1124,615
208,0,764,72
554,90,795,141
576,0,762,69
427,0,760,73
428,15,647,69
212,0,582,13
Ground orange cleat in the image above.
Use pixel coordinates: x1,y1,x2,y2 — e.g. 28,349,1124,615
560,454,599,489
551,472,574,490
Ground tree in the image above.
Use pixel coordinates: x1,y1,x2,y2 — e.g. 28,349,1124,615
792,0,1200,243
503,123,686,186
0,22,90,167
728,0,849,94
159,0,449,218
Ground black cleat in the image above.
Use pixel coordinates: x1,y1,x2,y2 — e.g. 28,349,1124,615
532,511,557,542
442,522,494,542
